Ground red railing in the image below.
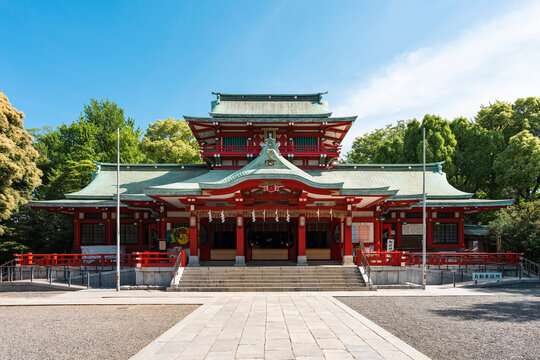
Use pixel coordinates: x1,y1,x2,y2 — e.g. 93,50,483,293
357,251,409,266
133,251,178,268
14,253,135,267
407,252,521,266
14,251,182,268
355,251,522,267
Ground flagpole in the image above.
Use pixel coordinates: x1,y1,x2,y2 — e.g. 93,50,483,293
422,126,427,290
116,128,121,292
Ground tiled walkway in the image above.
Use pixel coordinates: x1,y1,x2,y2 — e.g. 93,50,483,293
130,294,430,360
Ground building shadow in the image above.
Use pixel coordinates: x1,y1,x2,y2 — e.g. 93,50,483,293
431,299,540,322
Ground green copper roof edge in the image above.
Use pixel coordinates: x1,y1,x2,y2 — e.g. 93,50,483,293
144,188,202,196
184,115,356,122
64,194,114,200
95,163,207,169
209,113,333,118
411,199,514,207
340,189,398,196
212,92,328,97
336,161,445,171
200,173,343,190
391,193,474,200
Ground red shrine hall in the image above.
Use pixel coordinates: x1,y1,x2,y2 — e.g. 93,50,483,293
32,92,512,266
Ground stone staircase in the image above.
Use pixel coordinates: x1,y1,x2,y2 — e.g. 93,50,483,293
168,265,368,291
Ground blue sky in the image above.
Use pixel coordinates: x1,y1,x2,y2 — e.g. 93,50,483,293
1,0,537,151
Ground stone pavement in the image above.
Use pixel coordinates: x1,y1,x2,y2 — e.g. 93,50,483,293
130,294,430,360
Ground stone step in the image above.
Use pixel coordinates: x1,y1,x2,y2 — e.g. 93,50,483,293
177,280,364,286
176,265,367,292
169,286,370,292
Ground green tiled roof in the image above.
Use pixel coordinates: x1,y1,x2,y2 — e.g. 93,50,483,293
31,199,126,208
184,115,356,122
31,151,511,210
411,199,514,208
201,138,343,190
210,92,332,117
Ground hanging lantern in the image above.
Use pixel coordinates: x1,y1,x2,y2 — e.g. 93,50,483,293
220,210,225,223
252,209,256,222
208,210,213,223
286,209,290,223
275,209,279,222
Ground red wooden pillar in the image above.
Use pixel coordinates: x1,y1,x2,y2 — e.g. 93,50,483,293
343,216,353,265
188,215,199,266
105,212,113,245
73,213,81,252
458,213,465,249
235,216,245,266
297,215,307,265
427,209,433,250
374,218,382,252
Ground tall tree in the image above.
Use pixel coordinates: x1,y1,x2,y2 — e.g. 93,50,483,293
34,99,143,198
494,130,540,201
0,92,42,260
346,122,406,163
402,115,457,175
475,101,525,143
450,117,504,196
512,97,540,137
141,119,201,164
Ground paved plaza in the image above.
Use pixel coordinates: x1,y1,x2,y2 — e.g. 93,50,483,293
1,284,539,360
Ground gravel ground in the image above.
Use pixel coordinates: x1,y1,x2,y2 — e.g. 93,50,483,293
0,304,198,360
338,287,540,360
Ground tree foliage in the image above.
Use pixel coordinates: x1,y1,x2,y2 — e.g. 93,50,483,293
346,97,540,258
141,119,201,164
0,92,42,236
494,130,540,201
489,200,540,262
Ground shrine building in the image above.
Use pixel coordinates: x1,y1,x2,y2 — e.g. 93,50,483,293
31,92,512,266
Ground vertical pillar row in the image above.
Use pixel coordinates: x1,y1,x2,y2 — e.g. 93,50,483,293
343,216,354,265
188,215,199,266
235,216,245,266
297,215,307,265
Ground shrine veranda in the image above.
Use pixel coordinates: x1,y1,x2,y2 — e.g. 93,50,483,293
30,92,513,266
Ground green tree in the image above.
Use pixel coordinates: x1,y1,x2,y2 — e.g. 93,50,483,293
402,115,457,176
81,99,144,163
0,92,42,261
512,97,540,137
494,130,540,201
0,92,42,235
141,119,201,164
34,99,143,198
489,200,540,262
450,117,504,196
346,122,406,163
475,101,526,143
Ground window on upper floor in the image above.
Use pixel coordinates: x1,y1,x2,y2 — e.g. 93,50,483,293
222,136,247,151
293,136,318,152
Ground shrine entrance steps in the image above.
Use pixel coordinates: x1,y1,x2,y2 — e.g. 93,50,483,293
168,265,368,292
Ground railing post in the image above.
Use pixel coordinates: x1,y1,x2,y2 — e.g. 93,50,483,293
68,270,71,287
86,271,90,289
30,267,34,282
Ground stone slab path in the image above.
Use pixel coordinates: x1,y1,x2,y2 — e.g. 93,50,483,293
130,294,430,360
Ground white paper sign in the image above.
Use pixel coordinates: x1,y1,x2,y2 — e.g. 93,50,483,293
386,239,395,252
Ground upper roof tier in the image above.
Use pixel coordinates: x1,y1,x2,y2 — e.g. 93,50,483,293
209,92,332,118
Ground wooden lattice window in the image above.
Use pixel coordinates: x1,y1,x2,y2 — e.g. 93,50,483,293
223,137,247,151
80,223,106,245
433,223,458,244
293,136,318,152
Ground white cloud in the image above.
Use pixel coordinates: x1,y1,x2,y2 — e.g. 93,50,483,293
336,1,540,153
